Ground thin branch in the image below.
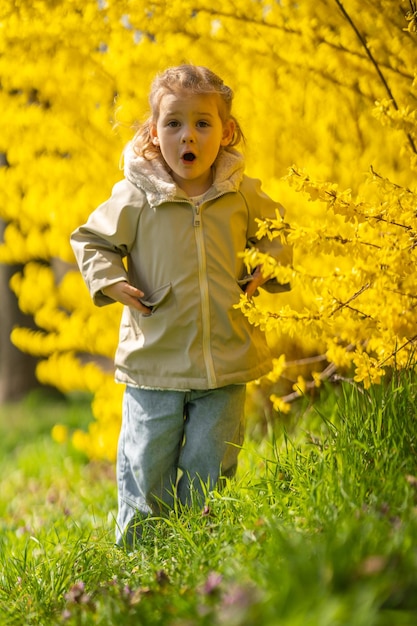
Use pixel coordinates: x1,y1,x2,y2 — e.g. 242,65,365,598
377,334,417,367
279,362,338,404
284,354,328,367
329,283,371,317
370,165,414,193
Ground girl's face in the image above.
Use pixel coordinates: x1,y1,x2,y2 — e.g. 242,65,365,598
150,92,235,196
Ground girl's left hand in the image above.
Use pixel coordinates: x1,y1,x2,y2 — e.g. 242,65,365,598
244,266,270,299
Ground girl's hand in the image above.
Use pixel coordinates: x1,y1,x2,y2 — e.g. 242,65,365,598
102,281,152,314
244,266,270,299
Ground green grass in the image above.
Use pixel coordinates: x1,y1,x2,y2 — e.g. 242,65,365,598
1,374,417,625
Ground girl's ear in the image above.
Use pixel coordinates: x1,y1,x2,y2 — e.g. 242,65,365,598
220,119,235,146
150,123,159,145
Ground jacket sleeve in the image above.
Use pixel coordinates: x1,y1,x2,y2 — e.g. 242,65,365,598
70,179,144,306
240,176,293,293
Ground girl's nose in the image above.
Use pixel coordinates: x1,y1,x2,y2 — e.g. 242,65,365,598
181,127,195,142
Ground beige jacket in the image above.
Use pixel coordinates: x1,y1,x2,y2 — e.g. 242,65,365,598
70,146,292,390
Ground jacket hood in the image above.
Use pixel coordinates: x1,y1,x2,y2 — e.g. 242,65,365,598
123,142,245,205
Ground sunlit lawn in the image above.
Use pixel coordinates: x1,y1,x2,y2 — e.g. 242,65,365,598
1,377,417,625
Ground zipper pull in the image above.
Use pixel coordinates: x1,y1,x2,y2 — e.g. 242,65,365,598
193,203,201,226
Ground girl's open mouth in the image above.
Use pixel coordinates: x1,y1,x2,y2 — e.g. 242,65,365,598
182,152,196,162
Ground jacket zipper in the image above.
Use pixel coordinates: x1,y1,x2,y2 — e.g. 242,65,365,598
193,201,217,388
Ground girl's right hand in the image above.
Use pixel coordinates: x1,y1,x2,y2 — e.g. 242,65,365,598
102,281,152,314
244,266,270,299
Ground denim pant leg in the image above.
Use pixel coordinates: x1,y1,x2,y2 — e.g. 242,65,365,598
116,386,185,546
177,384,246,505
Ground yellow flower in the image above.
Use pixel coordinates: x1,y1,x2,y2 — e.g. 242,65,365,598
51,424,69,444
312,371,322,388
292,375,306,396
353,353,385,389
270,395,291,414
267,354,286,382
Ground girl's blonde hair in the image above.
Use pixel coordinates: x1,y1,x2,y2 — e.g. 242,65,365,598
132,64,244,159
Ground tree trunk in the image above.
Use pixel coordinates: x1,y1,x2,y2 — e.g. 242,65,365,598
0,220,40,402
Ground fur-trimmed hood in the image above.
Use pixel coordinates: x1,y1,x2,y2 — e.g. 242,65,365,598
123,142,245,205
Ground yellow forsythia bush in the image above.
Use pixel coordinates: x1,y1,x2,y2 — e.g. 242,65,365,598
1,0,416,460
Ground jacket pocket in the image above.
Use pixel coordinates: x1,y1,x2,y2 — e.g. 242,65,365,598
139,282,172,316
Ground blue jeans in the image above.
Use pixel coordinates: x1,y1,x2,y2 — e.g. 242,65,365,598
116,384,246,546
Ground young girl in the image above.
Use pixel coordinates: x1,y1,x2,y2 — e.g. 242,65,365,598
71,64,292,547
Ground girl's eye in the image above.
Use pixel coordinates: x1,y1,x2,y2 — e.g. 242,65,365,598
197,120,210,128
167,120,180,127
